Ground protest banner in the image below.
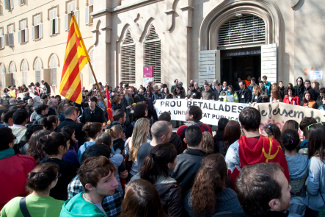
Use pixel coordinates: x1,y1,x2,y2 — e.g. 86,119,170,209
155,99,325,128
253,102,325,134
155,99,248,125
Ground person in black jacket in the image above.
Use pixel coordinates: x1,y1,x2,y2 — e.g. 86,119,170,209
56,106,85,145
80,96,106,124
238,81,252,103
294,77,305,103
131,143,183,217
172,125,206,196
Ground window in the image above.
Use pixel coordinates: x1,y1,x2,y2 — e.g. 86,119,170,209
18,0,26,6
65,1,79,31
6,24,14,47
88,50,94,85
0,4,3,15
4,0,13,11
21,60,28,85
144,25,161,83
85,0,93,25
50,55,58,86
32,15,43,40
0,63,6,88
18,19,28,44
9,62,16,85
218,14,265,47
0,28,4,49
49,9,59,35
121,30,136,84
34,58,42,83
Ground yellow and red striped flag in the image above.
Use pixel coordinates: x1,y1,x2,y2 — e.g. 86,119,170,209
59,14,90,104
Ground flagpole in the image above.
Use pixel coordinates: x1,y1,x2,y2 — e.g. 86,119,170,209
88,61,112,122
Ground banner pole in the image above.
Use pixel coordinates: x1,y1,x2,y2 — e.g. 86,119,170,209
88,61,112,122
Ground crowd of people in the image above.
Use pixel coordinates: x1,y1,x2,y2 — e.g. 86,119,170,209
0,77,324,217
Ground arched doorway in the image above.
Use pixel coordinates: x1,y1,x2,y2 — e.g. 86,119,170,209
199,0,282,86
218,14,265,87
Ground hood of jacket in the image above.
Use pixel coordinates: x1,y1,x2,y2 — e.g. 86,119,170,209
285,154,308,180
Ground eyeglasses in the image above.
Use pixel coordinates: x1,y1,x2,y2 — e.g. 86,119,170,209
307,122,323,130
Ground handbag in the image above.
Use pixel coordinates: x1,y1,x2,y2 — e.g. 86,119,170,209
19,197,31,217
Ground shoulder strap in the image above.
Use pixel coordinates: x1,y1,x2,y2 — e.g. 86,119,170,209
19,197,31,217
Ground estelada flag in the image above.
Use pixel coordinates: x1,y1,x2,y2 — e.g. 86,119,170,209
106,86,113,120
59,13,90,104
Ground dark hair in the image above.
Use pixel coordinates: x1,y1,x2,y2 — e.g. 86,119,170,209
78,156,116,191
27,162,59,192
134,102,148,119
41,132,67,156
223,120,241,148
308,124,325,160
82,122,103,139
12,109,28,125
282,120,299,133
216,118,229,141
26,130,51,163
239,80,246,87
227,85,235,94
239,107,261,132
188,106,202,122
302,90,313,103
284,87,295,96
282,129,300,151
60,126,75,150
35,104,48,115
185,125,203,148
113,109,125,122
320,88,325,94
89,96,98,103
236,163,282,216
140,143,177,184
158,112,171,122
0,127,16,151
121,179,167,217
81,144,111,163
3,110,15,123
191,154,228,216
95,132,112,147
300,117,317,139
64,106,76,117
264,124,281,144
41,115,58,131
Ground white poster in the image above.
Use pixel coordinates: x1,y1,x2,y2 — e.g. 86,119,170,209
310,71,323,81
155,99,248,125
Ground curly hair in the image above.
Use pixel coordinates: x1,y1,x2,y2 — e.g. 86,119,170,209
190,154,227,216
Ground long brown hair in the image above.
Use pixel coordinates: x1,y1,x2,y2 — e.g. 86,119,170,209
191,154,227,216
121,179,167,217
308,124,325,160
223,120,241,148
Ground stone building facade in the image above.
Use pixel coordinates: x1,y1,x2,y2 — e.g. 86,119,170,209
0,0,324,94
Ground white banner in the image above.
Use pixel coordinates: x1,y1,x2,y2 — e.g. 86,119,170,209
155,99,248,125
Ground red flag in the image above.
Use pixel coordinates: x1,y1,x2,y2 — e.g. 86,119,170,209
59,14,90,104
106,86,113,120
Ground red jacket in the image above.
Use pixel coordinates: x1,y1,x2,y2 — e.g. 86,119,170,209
228,135,289,188
283,96,300,105
0,153,36,209
176,122,212,149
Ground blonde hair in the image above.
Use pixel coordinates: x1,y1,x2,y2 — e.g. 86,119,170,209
105,125,123,139
130,118,150,161
201,131,214,155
